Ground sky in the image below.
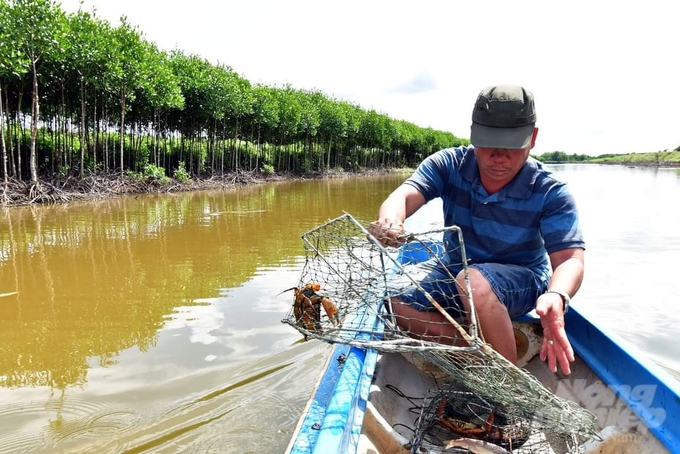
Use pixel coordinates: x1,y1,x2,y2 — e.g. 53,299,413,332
58,0,678,156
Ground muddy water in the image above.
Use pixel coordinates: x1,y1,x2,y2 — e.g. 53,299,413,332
1,166,679,453
0,175,406,453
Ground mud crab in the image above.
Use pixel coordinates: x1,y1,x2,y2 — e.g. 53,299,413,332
436,398,495,437
281,283,340,337
435,398,529,451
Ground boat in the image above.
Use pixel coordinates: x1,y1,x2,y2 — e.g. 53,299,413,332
282,215,680,454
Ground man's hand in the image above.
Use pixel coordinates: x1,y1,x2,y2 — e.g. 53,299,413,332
369,184,426,247
535,292,575,375
368,219,405,248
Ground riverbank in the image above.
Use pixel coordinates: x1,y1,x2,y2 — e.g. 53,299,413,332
595,160,680,168
588,150,680,167
2,159,677,208
543,160,680,168
0,168,406,208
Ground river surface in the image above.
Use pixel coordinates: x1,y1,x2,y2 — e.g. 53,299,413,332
1,164,679,453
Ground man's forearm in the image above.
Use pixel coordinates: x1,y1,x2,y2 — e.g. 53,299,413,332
548,256,584,299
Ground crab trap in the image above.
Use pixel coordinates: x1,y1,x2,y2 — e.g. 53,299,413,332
280,212,473,351
281,213,599,451
409,386,591,454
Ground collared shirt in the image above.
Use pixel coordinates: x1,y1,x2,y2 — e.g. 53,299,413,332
404,145,585,280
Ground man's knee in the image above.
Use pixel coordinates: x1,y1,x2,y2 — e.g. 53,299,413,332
457,268,495,303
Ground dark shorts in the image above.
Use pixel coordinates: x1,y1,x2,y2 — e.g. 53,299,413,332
396,259,548,319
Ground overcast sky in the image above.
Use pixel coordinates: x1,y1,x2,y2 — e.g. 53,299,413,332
59,0,678,156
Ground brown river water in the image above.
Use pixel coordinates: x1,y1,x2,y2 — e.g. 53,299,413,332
1,165,679,453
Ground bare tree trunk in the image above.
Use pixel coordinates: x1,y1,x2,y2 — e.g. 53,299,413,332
0,81,7,185
211,117,216,175
256,123,262,169
119,90,125,175
15,92,24,180
80,77,86,177
233,118,240,172
58,80,65,174
327,135,332,169
219,119,224,176
93,90,98,170
29,63,39,185
153,108,159,167
103,105,109,172
4,88,13,179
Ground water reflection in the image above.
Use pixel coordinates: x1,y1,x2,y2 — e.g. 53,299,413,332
0,175,405,393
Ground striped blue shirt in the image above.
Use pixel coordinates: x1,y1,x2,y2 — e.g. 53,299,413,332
405,145,584,281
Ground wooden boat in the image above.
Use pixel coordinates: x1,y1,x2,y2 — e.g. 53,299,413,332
284,241,680,454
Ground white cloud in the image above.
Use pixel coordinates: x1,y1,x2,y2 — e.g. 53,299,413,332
59,0,679,155
389,72,439,95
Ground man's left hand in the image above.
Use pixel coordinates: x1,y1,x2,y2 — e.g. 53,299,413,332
535,293,575,375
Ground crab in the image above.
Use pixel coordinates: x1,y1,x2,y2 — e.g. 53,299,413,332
436,398,494,437
435,398,529,451
281,283,340,337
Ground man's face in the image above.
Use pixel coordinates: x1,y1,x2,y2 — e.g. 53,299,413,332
474,146,531,182
473,127,537,183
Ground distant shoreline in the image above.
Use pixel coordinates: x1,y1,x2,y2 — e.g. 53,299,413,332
541,160,680,169
594,161,680,168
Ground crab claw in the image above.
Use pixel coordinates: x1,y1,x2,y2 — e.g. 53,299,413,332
321,297,340,325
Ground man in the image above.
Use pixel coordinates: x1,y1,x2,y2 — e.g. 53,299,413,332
369,85,584,375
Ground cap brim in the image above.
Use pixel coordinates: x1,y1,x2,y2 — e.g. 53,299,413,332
470,123,535,149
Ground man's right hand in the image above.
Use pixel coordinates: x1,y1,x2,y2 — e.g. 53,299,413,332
368,219,405,248
370,183,425,247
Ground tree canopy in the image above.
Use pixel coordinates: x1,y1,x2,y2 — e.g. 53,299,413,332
0,0,468,183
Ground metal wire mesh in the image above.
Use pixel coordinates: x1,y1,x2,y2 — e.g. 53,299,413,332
280,213,477,351
281,213,599,452
411,387,583,454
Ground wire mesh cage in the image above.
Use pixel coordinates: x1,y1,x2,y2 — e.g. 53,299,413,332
410,386,587,454
281,213,600,451
280,212,479,351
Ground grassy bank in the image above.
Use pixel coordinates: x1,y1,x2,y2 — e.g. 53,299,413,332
588,151,680,167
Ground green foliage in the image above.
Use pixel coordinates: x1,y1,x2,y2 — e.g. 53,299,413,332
261,164,275,176
125,169,144,181
532,149,680,166
59,165,70,178
299,157,311,174
534,151,590,163
0,1,30,79
250,84,280,133
589,150,680,165
143,164,169,183
141,44,184,112
173,161,191,181
0,0,469,183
